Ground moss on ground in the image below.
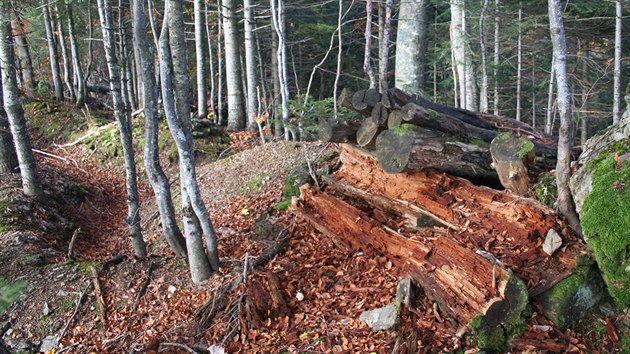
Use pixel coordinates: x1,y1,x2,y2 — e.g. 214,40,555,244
534,172,558,208
580,139,630,308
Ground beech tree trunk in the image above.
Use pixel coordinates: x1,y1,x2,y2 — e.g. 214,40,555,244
67,4,86,106
0,82,18,175
270,0,291,139
479,0,489,113
548,0,581,233
42,2,63,101
0,12,42,200
243,0,258,130
493,0,500,115
516,4,522,122
222,0,246,130
11,16,34,95
96,0,147,258
395,0,428,96
363,0,377,89
159,0,220,282
216,2,225,125
378,0,392,94
194,0,208,120
55,5,75,101
271,17,283,137
131,0,187,257
545,56,556,135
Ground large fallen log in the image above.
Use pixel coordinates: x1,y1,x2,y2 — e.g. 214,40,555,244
293,185,529,350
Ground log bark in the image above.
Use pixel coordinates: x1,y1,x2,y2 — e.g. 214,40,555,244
293,184,529,348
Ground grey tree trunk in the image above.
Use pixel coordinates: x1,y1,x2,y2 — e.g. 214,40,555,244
194,0,208,120
270,0,291,139
450,0,466,108
222,0,246,130
271,14,283,137
516,4,522,121
216,2,225,126
479,0,489,113
159,0,220,282
118,0,137,111
532,54,536,128
11,18,34,96
147,0,161,92
85,0,94,85
131,0,187,257
395,0,428,96
378,0,393,93
462,2,477,111
0,80,18,175
205,1,216,120
42,2,63,101
545,56,556,135
96,0,148,258
548,0,581,233
55,5,75,101
66,4,86,106
363,0,377,89
612,0,623,124
333,0,343,116
493,0,500,115
244,0,258,130
0,14,42,200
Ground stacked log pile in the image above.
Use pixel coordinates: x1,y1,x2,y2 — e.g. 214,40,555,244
295,89,600,350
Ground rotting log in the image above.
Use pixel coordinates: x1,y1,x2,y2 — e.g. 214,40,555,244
293,185,529,350
374,126,497,179
336,144,590,298
318,119,359,144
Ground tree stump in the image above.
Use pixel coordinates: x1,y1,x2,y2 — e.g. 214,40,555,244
490,133,535,195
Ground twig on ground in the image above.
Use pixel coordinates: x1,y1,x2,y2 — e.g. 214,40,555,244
159,342,199,354
90,265,107,327
102,254,127,271
52,122,115,148
132,262,155,311
58,281,93,342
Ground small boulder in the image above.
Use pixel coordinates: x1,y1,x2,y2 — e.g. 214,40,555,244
359,303,397,331
542,229,562,256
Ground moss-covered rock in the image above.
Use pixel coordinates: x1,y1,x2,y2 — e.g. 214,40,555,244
578,140,630,308
537,255,604,329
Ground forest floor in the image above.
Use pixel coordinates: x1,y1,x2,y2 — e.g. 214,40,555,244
0,98,627,353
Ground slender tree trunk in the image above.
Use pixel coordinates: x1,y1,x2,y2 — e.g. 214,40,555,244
377,0,384,84
67,4,86,106
450,0,466,108
395,0,428,96
612,0,623,124
222,0,246,130
55,5,75,101
85,0,94,85
270,0,291,140
548,0,580,233
271,15,282,137
0,14,43,200
216,2,225,126
333,0,343,116
243,0,258,130
479,0,489,113
0,80,18,175
131,0,187,257
194,0,208,120
493,0,500,115
378,0,392,94
118,0,137,111
96,0,147,258
516,4,522,121
532,54,536,128
580,45,589,147
205,1,216,120
363,0,377,89
147,0,161,91
10,16,34,95
545,56,555,135
42,2,63,101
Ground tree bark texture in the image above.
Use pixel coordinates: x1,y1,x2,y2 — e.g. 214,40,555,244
612,0,623,124
244,0,258,130
66,3,86,106
0,85,18,175
363,0,377,89
222,0,246,130
10,17,34,95
42,2,63,101
97,0,147,258
270,0,291,139
395,0,428,96
0,14,42,199
131,0,187,257
194,0,208,120
55,5,75,101
479,0,489,113
378,0,392,94
548,0,581,233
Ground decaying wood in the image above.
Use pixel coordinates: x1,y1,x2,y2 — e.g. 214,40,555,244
244,271,289,326
336,144,587,297
58,281,93,342
293,185,529,339
132,262,155,311
318,119,358,144
90,265,107,327
67,227,82,260
490,133,534,195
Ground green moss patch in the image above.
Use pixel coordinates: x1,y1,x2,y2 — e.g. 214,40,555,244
534,172,558,208
390,123,415,136
537,255,603,329
581,139,630,308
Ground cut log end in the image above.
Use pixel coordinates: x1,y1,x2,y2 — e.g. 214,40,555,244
375,129,413,173
356,118,381,148
490,133,535,195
